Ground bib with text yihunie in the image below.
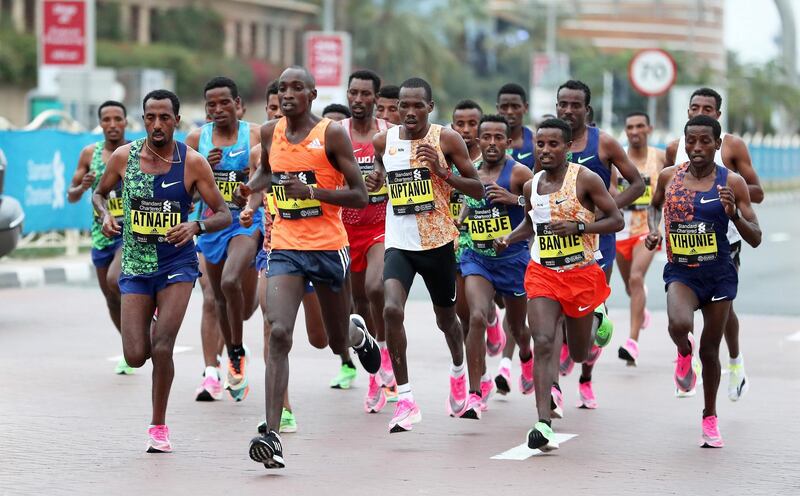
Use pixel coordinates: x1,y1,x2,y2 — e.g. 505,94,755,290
468,205,512,251
536,223,586,268
130,198,181,243
387,167,435,215
669,221,718,264
271,171,322,219
213,169,248,209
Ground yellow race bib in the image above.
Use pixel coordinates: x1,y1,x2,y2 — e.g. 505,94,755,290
95,188,123,221
271,171,322,220
358,159,388,203
213,169,248,209
468,206,512,251
536,223,586,268
265,192,278,217
130,198,181,244
387,168,435,215
669,221,718,264
618,174,652,210
449,190,464,221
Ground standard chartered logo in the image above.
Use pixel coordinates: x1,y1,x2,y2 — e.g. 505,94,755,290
24,150,65,209
413,169,422,181
163,201,172,212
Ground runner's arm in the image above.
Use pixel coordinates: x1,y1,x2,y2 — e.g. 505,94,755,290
665,138,679,166
438,128,484,199
645,166,674,250
92,146,127,237
603,133,645,208
188,150,231,234
369,131,388,192
497,179,534,250
67,145,94,202
578,168,624,235
721,173,761,248
301,121,368,209
246,144,262,211
184,128,201,151
728,137,764,203
237,122,276,203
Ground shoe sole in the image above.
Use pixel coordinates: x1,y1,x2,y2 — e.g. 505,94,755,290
389,411,422,433
495,375,511,395
617,347,637,366
249,442,285,469
279,425,298,434
351,315,382,374
195,389,222,402
146,445,171,453
729,377,749,401
550,395,563,419
227,385,250,402
675,388,696,398
460,408,481,420
527,430,559,451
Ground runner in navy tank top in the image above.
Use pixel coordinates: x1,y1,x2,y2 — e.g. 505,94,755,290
496,83,535,169
646,115,761,448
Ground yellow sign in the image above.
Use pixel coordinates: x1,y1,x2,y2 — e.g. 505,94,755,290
272,171,322,219
130,198,181,243
536,223,585,268
387,167,434,215
669,221,718,264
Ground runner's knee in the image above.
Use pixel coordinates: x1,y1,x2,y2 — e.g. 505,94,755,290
383,301,404,327
628,272,645,290
268,322,293,355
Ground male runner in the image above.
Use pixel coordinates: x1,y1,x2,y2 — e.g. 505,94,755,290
665,87,764,401
241,66,381,469
372,77,483,432
554,80,644,408
616,112,667,365
185,76,263,402
265,80,280,124
647,114,761,447
322,103,351,121
93,89,231,452
339,69,397,410
496,118,623,450
376,85,401,125
460,114,533,418
68,100,130,374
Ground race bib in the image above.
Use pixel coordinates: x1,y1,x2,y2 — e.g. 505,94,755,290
359,160,388,203
618,175,652,210
468,206,512,251
271,171,322,219
213,169,248,209
387,168,434,215
130,198,181,244
536,223,586,268
669,221,717,264
95,188,123,221
265,192,278,217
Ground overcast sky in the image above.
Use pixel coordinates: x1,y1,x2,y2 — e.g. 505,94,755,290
725,0,796,65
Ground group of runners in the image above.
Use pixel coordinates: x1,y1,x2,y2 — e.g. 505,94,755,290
71,64,762,467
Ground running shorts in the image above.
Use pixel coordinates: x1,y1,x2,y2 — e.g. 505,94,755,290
345,222,385,273
267,248,349,292
119,262,200,298
460,248,529,298
91,237,122,269
524,261,610,318
595,233,616,271
384,243,457,308
663,261,738,308
615,233,648,262
196,213,264,265
729,240,742,269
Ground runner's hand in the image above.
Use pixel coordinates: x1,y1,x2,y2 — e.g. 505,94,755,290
233,183,251,208
283,174,311,199
550,220,579,236
645,230,662,251
80,171,96,190
365,170,384,192
718,185,737,219
166,222,198,247
102,213,121,238
239,206,254,228
485,182,515,205
493,236,509,254
416,143,446,177
207,147,223,167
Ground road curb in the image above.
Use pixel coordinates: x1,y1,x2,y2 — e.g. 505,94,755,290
0,261,94,289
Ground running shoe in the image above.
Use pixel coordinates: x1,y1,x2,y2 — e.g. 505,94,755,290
461,393,482,420
699,415,724,448
618,338,640,366
559,343,575,377
329,363,357,389
674,335,697,398
585,344,603,367
225,351,250,402
519,357,535,395
146,425,172,453
249,429,285,468
550,385,564,419
495,365,512,395
527,422,559,452
378,347,396,389
350,314,381,374
641,308,652,330
389,399,422,433
280,408,298,433
577,381,597,409
365,374,387,413
195,372,223,401
115,357,134,375
593,304,614,347
479,378,494,411
384,384,399,403
447,372,468,417
485,309,506,357
728,363,749,402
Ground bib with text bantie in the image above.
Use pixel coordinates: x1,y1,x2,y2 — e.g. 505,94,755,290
271,171,322,219
387,168,434,215
468,206,512,251
95,187,124,221
130,198,181,243
669,221,718,264
536,223,585,268
213,169,248,209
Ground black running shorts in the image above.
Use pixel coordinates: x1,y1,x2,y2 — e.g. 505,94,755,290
384,242,457,307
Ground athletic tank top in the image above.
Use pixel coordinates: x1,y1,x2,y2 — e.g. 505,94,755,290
269,117,348,251
89,141,123,250
617,146,660,240
198,120,254,218
664,162,731,267
675,133,740,244
508,126,535,169
341,117,389,226
463,158,527,258
529,163,596,271
121,139,196,275
571,126,610,188
383,124,459,251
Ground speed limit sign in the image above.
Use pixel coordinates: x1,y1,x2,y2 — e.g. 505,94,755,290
628,49,677,97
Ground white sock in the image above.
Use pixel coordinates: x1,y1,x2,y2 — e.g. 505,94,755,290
480,372,491,382
450,362,465,378
488,313,498,326
397,383,413,402
204,366,219,379
499,357,512,371
730,354,744,366
378,341,387,350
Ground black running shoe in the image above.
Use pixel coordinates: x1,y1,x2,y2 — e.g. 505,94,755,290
249,430,285,469
351,314,381,374
495,372,511,395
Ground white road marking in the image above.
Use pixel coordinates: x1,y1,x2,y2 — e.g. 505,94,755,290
107,346,193,361
491,433,577,460
768,232,790,243
785,331,800,342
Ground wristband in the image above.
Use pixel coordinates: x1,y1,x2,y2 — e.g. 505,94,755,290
576,221,586,234
730,207,740,221
442,169,453,181
308,185,315,200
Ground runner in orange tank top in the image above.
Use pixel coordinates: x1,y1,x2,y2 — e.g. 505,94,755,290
234,66,381,470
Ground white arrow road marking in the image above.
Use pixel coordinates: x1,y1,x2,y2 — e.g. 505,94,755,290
491,433,577,460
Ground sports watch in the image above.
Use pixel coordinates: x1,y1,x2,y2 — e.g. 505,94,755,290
195,220,207,235
517,195,525,207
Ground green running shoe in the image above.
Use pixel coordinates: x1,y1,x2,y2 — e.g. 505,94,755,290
329,363,357,389
593,304,614,348
280,408,298,433
115,357,134,375
527,421,559,451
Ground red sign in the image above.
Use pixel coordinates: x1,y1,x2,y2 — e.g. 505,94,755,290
42,0,87,66
305,33,348,87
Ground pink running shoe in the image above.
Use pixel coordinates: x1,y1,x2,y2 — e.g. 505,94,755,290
519,357,535,395
559,343,574,377
389,399,422,433
447,373,468,417
585,344,603,367
378,348,396,388
195,373,223,402
618,338,640,366
479,378,494,411
485,309,506,357
146,425,172,453
550,385,564,419
675,335,697,397
495,365,512,395
365,374,387,413
461,393,482,420
699,415,724,448
577,381,598,409
641,308,652,330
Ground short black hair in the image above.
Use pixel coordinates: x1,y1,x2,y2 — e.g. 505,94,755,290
625,111,650,125
143,89,180,115
282,65,316,88
557,80,591,106
377,85,400,99
322,103,351,118
266,79,279,98
478,114,510,135
690,87,722,111
684,114,721,140
204,76,239,100
453,99,483,116
400,77,432,102
348,69,381,94
97,100,126,119
497,83,528,104
537,118,573,142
